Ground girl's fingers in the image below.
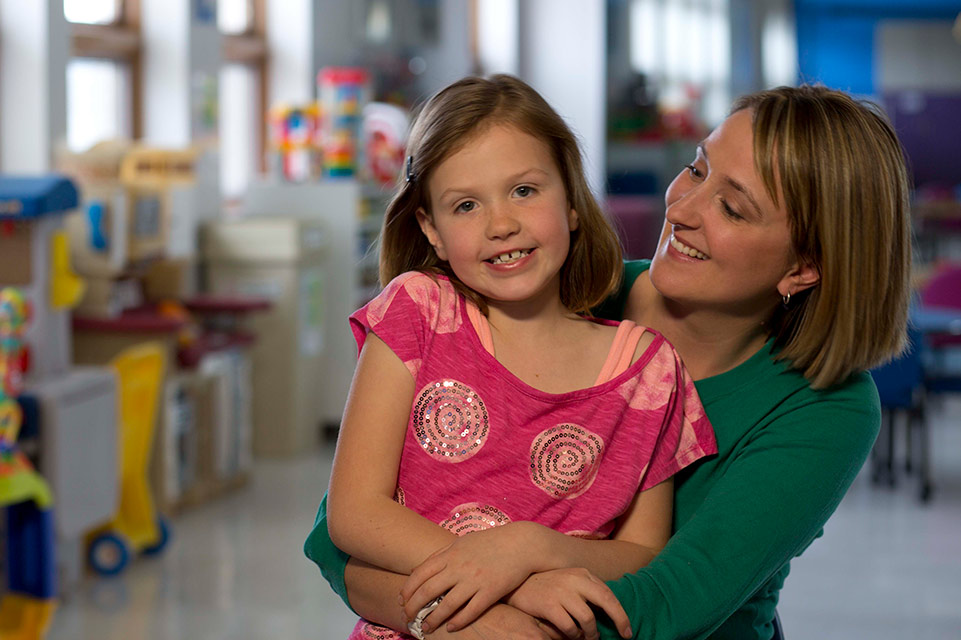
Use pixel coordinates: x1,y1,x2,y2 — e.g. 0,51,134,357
564,599,599,640
582,583,631,639
442,589,502,631
403,572,457,620
539,605,580,639
418,584,474,633
400,557,444,604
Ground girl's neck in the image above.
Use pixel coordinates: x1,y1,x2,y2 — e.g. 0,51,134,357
485,293,577,339
627,272,770,381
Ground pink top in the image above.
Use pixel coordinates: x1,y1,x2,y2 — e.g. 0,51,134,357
347,272,716,639
351,272,716,538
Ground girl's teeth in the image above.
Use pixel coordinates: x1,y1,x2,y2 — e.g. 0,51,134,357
491,249,531,264
670,236,707,260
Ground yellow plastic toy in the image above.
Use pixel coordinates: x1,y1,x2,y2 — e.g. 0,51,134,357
0,596,57,640
48,230,85,310
87,342,170,575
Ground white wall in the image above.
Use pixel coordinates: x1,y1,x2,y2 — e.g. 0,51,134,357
0,0,68,172
877,20,961,92
518,0,607,196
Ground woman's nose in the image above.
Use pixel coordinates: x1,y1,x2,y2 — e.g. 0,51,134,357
664,179,704,229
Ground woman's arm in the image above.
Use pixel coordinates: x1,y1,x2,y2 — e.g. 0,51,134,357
401,479,673,631
327,333,456,574
594,379,880,639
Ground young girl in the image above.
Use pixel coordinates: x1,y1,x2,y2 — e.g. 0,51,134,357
326,75,716,640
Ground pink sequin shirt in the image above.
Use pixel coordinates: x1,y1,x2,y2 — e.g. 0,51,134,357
347,272,716,640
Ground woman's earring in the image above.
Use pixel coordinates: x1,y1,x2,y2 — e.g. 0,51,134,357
782,291,791,307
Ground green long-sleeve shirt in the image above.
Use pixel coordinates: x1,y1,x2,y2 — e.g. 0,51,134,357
305,260,880,639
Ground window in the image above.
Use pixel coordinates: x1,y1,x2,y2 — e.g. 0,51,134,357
629,0,730,126
220,0,267,200
219,0,252,35
67,59,131,152
66,0,141,151
65,0,122,25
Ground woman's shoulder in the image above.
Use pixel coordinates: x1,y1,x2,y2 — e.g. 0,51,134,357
592,260,651,321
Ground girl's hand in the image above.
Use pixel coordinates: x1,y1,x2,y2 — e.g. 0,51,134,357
425,604,562,640
507,569,633,640
402,522,547,632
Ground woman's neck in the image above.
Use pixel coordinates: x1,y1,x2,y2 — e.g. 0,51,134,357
626,272,770,381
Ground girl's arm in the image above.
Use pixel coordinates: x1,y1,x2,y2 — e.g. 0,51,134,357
327,333,456,574
401,478,673,632
344,558,564,640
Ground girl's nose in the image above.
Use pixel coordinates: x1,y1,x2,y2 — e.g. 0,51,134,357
486,202,521,239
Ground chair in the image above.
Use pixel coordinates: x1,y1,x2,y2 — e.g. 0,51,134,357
869,327,930,501
771,610,785,640
920,263,961,348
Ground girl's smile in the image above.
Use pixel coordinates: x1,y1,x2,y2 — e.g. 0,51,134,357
416,123,578,313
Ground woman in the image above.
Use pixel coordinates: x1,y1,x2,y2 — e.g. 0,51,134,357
305,84,911,639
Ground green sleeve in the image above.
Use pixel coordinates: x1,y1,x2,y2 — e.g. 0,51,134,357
304,492,356,613
597,375,880,639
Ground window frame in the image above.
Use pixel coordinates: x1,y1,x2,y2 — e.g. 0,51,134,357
69,0,270,174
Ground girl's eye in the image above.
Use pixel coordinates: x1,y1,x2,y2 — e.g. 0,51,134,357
514,185,534,198
455,200,477,213
685,164,704,180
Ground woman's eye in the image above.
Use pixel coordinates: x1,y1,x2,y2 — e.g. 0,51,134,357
455,201,476,213
720,199,743,220
514,185,534,198
685,164,704,180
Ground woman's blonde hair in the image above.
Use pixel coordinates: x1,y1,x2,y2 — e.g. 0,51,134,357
379,74,622,315
732,85,911,388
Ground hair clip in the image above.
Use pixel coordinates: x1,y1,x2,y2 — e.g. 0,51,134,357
405,155,416,183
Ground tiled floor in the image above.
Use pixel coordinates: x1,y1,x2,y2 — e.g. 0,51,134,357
48,400,961,639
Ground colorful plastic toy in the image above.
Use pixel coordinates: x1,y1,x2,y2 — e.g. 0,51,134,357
361,102,409,188
318,67,370,177
0,287,57,640
268,103,323,182
87,342,170,576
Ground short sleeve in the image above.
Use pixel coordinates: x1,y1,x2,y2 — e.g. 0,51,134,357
349,272,463,380
638,345,717,491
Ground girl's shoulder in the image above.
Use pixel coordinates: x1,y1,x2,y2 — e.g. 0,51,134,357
367,271,464,333
379,271,460,308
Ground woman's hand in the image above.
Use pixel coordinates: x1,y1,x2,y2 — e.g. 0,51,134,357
425,604,562,640
401,522,548,632
507,569,633,640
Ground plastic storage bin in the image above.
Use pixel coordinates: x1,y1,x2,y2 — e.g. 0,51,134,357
202,217,327,457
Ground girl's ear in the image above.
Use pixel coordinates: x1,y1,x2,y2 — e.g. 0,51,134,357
568,207,579,231
416,208,447,260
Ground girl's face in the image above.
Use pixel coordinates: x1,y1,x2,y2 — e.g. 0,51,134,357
417,123,578,311
649,109,817,318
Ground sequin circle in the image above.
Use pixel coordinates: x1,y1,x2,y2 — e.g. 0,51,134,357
393,486,406,506
413,379,489,462
440,502,511,536
358,622,403,640
530,424,605,499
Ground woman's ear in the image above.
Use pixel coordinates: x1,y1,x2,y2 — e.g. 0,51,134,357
778,260,820,298
416,208,447,260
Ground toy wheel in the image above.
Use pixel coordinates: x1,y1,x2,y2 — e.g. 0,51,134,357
142,516,171,556
88,533,130,576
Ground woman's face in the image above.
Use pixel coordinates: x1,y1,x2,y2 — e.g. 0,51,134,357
649,109,814,318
